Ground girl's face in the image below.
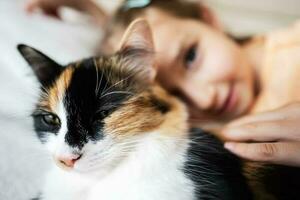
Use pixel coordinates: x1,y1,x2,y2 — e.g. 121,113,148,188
143,8,255,122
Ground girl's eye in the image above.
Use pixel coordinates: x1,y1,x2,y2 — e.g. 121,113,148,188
42,114,61,127
184,45,197,69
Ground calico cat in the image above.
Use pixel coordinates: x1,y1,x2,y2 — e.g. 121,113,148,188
18,19,253,200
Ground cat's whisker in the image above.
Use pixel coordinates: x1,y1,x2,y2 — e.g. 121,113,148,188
99,91,133,100
100,71,137,96
101,74,109,96
87,140,138,165
100,78,126,96
94,59,100,96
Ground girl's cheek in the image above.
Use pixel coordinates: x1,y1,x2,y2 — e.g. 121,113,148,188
212,53,240,81
203,36,242,81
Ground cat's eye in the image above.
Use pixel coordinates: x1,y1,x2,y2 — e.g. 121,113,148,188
97,110,109,119
42,114,61,126
184,45,197,69
33,112,61,133
99,110,109,119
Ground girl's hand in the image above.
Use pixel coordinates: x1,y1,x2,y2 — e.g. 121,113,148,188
26,0,108,25
26,0,87,17
222,103,300,167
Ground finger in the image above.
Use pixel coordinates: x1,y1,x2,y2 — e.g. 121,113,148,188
223,120,300,142
227,111,284,128
224,142,300,167
26,0,60,18
227,103,300,128
44,8,60,19
222,120,287,142
25,0,40,13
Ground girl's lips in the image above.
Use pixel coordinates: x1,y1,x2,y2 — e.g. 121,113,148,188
218,84,238,115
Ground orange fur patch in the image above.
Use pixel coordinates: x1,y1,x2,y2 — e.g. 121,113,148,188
104,85,188,139
39,67,74,111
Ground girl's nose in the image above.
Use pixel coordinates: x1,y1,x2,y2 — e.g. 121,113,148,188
181,83,216,111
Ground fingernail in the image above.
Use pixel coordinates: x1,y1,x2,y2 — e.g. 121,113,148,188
224,142,235,150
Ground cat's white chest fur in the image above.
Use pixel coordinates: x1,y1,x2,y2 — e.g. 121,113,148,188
42,134,195,200
87,167,193,200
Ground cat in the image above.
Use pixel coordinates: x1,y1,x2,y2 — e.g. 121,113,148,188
17,19,252,200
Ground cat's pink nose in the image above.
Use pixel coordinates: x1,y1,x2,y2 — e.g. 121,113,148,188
55,154,81,169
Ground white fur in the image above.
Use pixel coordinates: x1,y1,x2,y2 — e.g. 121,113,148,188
41,132,196,200
45,100,71,157
87,133,195,200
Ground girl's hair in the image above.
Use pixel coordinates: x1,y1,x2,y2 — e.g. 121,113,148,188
114,0,204,26
100,0,205,54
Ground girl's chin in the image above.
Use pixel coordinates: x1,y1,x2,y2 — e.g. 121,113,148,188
187,97,252,123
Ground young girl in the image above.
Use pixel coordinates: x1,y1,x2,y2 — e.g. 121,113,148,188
26,0,300,167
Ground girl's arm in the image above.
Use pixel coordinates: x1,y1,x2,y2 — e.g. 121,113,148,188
26,0,108,25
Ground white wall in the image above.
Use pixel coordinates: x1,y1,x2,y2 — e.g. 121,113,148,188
204,0,300,36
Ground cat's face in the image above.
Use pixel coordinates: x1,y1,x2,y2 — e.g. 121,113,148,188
18,20,187,175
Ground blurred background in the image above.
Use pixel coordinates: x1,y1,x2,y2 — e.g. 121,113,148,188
206,0,300,36
0,0,299,199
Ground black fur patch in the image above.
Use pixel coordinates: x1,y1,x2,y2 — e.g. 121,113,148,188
17,44,62,88
251,164,300,199
63,58,131,149
184,128,253,200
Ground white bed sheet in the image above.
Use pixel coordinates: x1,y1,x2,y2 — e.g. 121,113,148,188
0,1,102,199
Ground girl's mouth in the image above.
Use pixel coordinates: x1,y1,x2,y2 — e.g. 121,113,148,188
218,84,238,115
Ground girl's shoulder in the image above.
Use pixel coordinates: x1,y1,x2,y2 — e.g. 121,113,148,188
245,20,300,113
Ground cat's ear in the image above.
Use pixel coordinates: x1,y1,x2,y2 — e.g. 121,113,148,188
118,19,156,83
17,44,63,87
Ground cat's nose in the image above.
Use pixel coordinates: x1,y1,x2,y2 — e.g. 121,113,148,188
55,154,81,169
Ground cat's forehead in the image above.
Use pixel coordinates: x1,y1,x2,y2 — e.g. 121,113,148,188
40,57,138,111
